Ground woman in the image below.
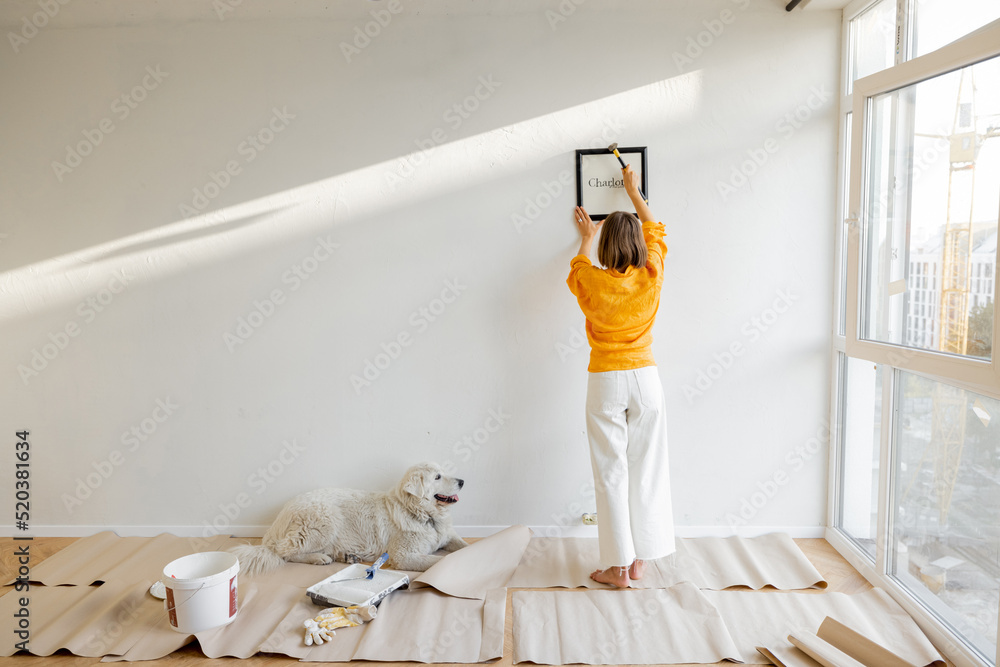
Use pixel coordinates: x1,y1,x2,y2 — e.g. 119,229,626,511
566,165,675,588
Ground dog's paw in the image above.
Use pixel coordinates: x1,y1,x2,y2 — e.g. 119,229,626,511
299,553,334,566
443,537,469,552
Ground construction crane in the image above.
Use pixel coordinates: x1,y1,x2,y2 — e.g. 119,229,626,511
930,67,978,525
902,66,1000,524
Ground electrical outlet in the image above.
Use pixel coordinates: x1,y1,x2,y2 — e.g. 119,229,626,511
582,513,597,525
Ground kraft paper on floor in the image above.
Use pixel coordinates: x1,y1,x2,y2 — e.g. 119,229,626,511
760,616,923,667
102,563,354,661
254,586,506,663
703,588,945,666
197,583,308,659
351,587,506,663
16,529,824,593
508,532,826,590
3,532,234,586
257,595,364,661
758,644,825,667
788,632,867,667
511,583,743,665
1,580,158,657
815,616,919,666
5,530,942,666
5,531,508,663
411,524,530,599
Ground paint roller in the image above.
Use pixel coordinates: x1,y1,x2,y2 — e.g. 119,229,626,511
607,143,647,203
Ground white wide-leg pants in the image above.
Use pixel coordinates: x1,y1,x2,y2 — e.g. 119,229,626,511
586,365,675,568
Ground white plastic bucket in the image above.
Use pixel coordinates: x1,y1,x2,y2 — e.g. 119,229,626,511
162,551,239,633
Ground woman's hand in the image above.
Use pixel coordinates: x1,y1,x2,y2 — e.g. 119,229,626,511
622,165,640,198
574,206,602,240
621,164,655,223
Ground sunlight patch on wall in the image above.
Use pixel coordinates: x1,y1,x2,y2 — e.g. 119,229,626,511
0,71,702,321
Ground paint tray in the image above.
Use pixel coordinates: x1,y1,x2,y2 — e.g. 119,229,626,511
306,564,409,607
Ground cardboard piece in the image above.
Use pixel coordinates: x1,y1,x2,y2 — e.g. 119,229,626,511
411,524,531,599
703,589,945,666
511,583,742,665
509,532,827,590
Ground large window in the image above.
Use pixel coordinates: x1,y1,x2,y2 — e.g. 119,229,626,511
892,372,1000,658
838,355,883,559
832,3,1000,666
860,55,999,360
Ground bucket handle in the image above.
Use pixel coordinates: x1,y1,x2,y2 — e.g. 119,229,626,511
164,581,209,615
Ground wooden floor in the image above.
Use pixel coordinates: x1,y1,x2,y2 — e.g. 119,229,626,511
1,536,875,667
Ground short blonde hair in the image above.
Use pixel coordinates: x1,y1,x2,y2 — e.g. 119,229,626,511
598,211,647,272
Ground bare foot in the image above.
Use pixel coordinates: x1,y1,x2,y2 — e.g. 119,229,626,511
590,566,630,588
629,559,646,580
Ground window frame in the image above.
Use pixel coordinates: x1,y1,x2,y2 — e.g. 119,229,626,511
830,4,1000,666
845,18,1000,398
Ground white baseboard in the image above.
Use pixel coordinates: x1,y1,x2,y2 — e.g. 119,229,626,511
1,524,826,539
676,525,826,538
510,525,825,538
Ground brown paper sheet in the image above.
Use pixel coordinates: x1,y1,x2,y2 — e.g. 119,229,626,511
197,583,307,659
508,532,826,590
703,589,945,666
93,556,505,662
5,529,511,663
258,596,363,662
256,586,505,663
411,525,530,599
758,645,825,667
102,561,351,661
1,580,165,657
98,596,194,662
789,632,866,667
352,587,507,663
4,532,234,586
816,616,917,667
511,583,742,665
7,530,939,667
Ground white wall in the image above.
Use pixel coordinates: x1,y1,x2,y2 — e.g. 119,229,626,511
0,0,840,538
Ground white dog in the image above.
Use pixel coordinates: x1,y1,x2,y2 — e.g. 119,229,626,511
231,463,467,576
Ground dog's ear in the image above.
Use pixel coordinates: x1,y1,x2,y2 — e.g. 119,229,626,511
402,469,427,498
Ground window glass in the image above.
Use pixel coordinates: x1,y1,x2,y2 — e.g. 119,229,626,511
861,56,999,360
891,371,999,660
849,0,895,93
911,0,1000,59
837,355,883,560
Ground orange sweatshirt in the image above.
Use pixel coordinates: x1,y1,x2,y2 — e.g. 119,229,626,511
566,221,667,373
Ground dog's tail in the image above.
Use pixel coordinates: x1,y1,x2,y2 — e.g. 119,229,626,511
228,543,285,577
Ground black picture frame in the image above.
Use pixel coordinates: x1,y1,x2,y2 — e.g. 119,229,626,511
575,146,648,221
